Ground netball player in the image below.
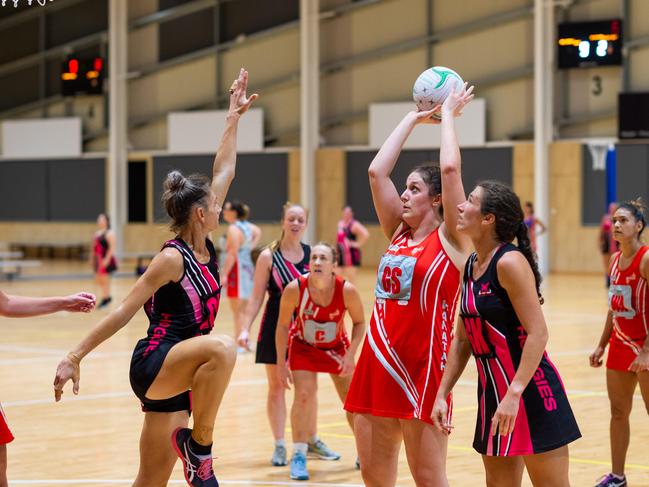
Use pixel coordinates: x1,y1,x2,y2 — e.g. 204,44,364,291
92,213,117,308
237,204,339,466
590,200,649,487
336,206,369,283
220,200,261,349
275,242,365,480
432,181,580,487
0,289,95,487
523,202,546,254
53,68,257,487
343,84,474,486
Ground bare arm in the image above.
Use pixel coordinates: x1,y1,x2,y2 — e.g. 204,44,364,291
590,311,614,367
535,218,547,235
491,251,548,436
0,290,95,317
220,225,242,281
275,281,299,388
250,223,262,249
103,230,116,266
53,248,184,401
210,69,259,209
629,252,649,372
350,221,369,249
237,249,272,347
432,317,473,432
439,83,474,252
342,282,366,356
368,108,439,239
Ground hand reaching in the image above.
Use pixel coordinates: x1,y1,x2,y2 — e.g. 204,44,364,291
228,68,259,115
63,292,96,313
442,82,475,118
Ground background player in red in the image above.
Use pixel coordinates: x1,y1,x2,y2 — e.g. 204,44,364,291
91,213,117,308
343,84,474,487
275,242,366,480
432,181,580,486
238,204,339,467
53,68,257,487
220,200,261,349
336,206,369,284
0,289,95,487
590,199,649,487
599,202,620,288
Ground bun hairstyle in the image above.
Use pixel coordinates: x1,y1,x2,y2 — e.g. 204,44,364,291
162,170,211,233
227,200,250,220
478,181,544,304
617,198,647,238
269,202,309,252
312,241,338,264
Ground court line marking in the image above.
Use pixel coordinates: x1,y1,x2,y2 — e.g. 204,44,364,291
7,481,364,486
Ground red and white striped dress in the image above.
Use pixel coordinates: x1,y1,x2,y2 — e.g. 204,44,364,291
607,246,649,371
344,227,461,424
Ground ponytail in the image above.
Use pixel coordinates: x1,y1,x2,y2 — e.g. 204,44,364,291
514,221,544,304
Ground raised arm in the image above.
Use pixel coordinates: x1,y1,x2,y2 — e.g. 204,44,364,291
237,248,272,348
432,316,473,433
439,83,474,252
0,290,95,317
53,248,184,401
491,252,548,436
340,282,366,376
211,68,259,209
368,108,439,239
275,280,299,389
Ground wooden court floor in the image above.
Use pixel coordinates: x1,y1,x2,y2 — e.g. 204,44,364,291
1,268,648,486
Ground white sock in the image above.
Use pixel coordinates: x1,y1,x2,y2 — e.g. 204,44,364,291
611,473,625,480
293,442,308,455
275,438,286,448
308,435,319,444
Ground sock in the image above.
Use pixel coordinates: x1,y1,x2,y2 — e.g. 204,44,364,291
293,442,307,456
308,435,319,444
611,473,625,480
275,438,286,448
189,435,212,455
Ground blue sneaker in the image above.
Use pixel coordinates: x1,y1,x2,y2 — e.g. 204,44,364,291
595,473,627,487
172,427,219,487
271,444,287,466
307,438,341,461
289,451,309,481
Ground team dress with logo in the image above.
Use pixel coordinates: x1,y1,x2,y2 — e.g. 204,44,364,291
607,246,649,371
0,403,14,445
130,238,221,412
256,244,310,364
226,220,255,300
460,244,581,456
344,227,460,424
337,220,361,267
93,231,117,274
288,274,350,374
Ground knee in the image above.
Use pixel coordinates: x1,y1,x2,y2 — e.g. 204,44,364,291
205,335,237,369
267,381,285,401
610,400,632,420
294,387,315,407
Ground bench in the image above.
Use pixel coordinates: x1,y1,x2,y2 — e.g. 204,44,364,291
0,260,42,280
10,242,87,260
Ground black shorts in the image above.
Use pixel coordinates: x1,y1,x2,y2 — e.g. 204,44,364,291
337,245,361,267
256,315,279,364
130,339,192,413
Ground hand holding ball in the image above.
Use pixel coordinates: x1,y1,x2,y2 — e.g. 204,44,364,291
412,66,464,119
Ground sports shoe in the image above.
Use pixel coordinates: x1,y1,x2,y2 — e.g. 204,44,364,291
289,451,309,481
595,473,627,487
172,427,219,487
307,438,341,461
271,444,287,466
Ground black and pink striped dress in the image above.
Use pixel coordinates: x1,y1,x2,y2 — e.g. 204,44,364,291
460,243,580,456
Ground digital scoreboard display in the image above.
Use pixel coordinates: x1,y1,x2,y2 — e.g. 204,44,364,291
61,57,104,96
558,19,622,69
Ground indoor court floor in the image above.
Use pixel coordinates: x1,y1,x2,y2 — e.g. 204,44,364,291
1,267,648,486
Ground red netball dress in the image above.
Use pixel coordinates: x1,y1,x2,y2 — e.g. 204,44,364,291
0,403,14,445
344,227,461,424
607,246,649,371
288,274,350,374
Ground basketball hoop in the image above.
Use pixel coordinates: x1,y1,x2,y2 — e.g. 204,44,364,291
1,0,51,6
586,140,614,171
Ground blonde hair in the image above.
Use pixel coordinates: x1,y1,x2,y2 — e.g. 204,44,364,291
269,202,309,252
311,241,338,264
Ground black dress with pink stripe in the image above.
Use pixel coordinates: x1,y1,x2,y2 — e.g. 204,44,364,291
130,238,221,413
460,244,580,456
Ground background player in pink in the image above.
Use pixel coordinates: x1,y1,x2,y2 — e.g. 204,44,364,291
220,200,261,348
53,68,257,487
589,200,649,487
275,242,365,480
91,213,117,308
0,289,95,487
523,202,546,254
433,181,580,487
336,206,369,284
343,84,474,487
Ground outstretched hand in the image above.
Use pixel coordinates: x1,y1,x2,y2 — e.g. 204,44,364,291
442,82,475,118
63,292,96,313
228,68,259,115
411,104,442,125
53,353,81,402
